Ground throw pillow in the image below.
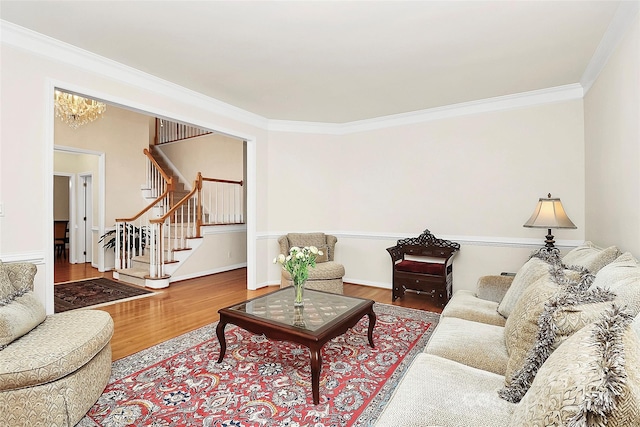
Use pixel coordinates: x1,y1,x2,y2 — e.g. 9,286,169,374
503,275,561,383
500,287,615,402
562,241,620,274
314,245,329,263
0,261,14,303
591,252,640,316
502,263,599,385
0,291,46,350
510,306,640,426
0,261,28,307
497,257,552,319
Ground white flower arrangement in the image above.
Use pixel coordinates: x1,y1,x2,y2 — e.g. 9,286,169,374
273,245,323,287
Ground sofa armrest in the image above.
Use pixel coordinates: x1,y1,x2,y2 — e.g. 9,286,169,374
476,275,514,303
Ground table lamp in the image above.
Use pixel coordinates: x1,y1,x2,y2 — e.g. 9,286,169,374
523,193,576,249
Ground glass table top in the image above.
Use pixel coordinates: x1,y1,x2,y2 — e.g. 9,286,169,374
227,288,369,331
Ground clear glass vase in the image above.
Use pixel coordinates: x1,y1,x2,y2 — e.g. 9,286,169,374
293,281,305,307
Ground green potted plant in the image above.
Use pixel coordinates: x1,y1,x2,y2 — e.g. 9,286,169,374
99,224,149,256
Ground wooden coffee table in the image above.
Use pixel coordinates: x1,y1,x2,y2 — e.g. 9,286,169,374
216,287,376,404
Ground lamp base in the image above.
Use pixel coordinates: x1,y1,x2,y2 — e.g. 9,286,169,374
544,228,556,249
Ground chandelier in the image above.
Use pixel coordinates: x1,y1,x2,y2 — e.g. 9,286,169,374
54,90,107,129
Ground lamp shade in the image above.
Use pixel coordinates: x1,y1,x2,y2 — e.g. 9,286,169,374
523,194,576,229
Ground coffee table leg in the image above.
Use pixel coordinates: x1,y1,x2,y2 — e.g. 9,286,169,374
216,321,227,363
367,308,376,348
310,345,322,405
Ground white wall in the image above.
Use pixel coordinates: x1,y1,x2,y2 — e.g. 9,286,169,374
53,175,70,221
158,133,244,187
584,14,640,255
265,100,585,291
170,225,247,283
54,104,149,226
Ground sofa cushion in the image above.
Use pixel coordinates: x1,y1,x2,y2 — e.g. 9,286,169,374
562,241,620,273
374,353,515,427
425,316,508,375
510,306,640,426
591,252,640,315
498,256,552,318
0,310,114,391
441,290,506,327
0,291,46,350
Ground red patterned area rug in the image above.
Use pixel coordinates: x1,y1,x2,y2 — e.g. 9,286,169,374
79,304,439,427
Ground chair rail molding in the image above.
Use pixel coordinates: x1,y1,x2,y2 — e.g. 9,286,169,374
0,252,46,264
258,231,582,250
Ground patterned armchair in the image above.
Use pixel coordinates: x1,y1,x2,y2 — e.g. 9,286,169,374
0,261,114,426
278,232,345,294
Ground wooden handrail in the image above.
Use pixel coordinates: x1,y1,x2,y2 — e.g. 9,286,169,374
149,185,198,225
115,188,171,223
201,177,243,186
149,173,243,225
143,148,173,187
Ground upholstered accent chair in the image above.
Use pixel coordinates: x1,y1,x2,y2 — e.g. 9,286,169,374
278,232,345,294
0,261,114,427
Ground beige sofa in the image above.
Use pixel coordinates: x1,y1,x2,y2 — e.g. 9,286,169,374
278,232,345,294
376,243,640,426
0,261,114,426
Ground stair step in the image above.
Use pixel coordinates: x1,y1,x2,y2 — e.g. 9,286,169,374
116,266,148,278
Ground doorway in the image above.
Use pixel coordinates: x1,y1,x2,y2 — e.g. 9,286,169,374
53,148,103,282
48,85,257,314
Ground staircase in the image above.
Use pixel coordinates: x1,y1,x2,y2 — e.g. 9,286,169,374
113,146,200,288
111,131,244,289
144,145,190,206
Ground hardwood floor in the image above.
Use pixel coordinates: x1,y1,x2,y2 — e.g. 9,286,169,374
54,259,442,361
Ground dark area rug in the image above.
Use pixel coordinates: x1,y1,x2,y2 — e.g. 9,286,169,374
54,277,154,312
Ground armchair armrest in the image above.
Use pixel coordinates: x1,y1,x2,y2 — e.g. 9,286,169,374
476,275,514,303
277,235,289,256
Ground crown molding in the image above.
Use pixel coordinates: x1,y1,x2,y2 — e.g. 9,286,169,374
268,84,583,135
581,1,640,94
3,9,632,137
0,20,269,130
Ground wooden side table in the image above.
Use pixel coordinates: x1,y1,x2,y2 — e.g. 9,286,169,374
387,230,460,308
